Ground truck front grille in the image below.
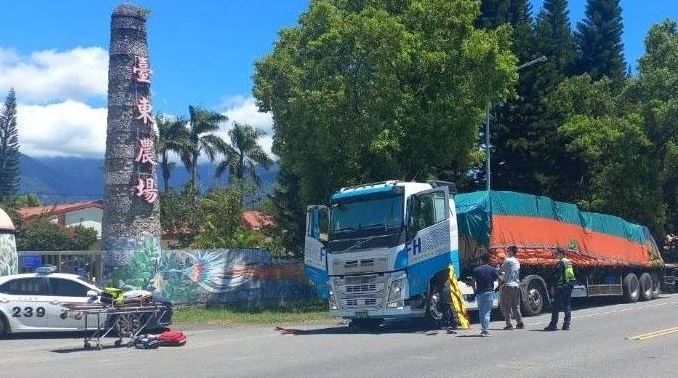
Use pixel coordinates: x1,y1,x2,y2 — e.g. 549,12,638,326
334,274,387,309
345,283,378,294
342,297,381,308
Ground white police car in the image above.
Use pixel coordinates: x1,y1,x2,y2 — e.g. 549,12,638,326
0,267,171,337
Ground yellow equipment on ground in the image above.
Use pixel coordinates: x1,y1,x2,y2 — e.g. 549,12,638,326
448,264,470,329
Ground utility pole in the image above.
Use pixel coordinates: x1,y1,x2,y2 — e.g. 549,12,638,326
485,56,547,191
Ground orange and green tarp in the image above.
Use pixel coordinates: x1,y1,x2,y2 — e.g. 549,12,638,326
455,191,663,268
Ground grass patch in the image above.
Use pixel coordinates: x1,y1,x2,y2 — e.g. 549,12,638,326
173,301,333,326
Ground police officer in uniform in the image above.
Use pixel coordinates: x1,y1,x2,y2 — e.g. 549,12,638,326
545,247,576,331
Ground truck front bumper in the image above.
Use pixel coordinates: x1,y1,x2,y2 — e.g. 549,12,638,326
330,306,425,319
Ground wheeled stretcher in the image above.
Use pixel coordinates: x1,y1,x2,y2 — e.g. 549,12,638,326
62,302,170,350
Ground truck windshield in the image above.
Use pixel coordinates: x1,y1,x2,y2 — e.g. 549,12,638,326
330,194,404,236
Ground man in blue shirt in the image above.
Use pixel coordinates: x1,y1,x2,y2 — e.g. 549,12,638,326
473,253,499,337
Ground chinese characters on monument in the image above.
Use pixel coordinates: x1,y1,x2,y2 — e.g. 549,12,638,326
132,55,157,204
133,56,152,83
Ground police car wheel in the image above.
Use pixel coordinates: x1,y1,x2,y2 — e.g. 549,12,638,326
0,313,8,338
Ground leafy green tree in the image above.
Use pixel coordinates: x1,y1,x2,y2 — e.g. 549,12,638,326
16,220,98,251
215,122,273,186
182,106,229,191
478,0,511,29
266,166,305,255
254,0,517,205
558,113,665,232
478,0,545,192
500,0,577,198
534,0,575,81
575,0,626,88
0,88,20,200
155,114,190,192
190,186,248,249
625,20,678,231
13,194,42,208
160,186,201,248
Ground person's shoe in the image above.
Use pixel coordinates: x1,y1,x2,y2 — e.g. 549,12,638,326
544,325,557,331
480,330,491,337
516,322,525,329
503,324,514,330
446,327,458,335
562,325,570,331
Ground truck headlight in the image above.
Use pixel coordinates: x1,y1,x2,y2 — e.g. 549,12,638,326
386,279,405,308
329,290,338,310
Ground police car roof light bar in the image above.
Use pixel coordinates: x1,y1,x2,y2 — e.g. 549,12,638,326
35,265,57,274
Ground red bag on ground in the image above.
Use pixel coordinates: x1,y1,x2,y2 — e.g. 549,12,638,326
158,330,187,346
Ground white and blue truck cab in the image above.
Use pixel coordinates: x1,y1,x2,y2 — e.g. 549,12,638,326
304,181,479,325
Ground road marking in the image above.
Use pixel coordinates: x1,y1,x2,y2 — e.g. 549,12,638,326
628,325,678,340
525,300,678,326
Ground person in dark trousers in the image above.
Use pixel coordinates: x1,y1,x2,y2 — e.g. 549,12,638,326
545,247,576,331
499,245,524,330
473,253,499,337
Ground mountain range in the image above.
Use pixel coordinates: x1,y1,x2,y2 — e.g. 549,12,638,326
18,153,279,204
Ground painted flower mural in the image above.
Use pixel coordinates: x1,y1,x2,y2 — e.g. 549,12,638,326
0,234,18,276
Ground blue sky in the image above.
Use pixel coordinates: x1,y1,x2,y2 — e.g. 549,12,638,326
0,0,675,158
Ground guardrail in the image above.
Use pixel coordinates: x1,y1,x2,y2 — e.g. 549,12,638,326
17,250,101,282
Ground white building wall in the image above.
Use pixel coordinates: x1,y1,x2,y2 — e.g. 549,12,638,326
64,207,103,238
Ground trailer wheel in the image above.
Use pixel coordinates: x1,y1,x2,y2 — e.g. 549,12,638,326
522,279,546,317
639,273,653,301
650,273,660,299
623,273,640,303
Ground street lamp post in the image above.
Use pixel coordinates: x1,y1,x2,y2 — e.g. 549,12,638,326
485,55,547,191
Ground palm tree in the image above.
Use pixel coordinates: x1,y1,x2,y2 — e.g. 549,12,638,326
215,122,273,187
155,114,190,192
183,106,229,191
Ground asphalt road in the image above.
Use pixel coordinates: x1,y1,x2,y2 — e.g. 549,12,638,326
3,294,678,378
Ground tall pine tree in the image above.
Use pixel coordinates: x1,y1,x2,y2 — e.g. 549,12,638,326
0,88,20,200
575,0,626,88
478,0,511,29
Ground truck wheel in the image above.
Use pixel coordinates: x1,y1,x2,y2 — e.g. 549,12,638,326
425,281,452,329
522,280,546,317
639,273,653,301
623,273,640,303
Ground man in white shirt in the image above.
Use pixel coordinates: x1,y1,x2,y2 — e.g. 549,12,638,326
499,245,524,330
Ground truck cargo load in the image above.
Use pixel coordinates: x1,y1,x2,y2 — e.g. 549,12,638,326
456,191,664,270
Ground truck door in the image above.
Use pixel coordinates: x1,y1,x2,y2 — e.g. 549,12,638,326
406,186,457,296
304,205,329,299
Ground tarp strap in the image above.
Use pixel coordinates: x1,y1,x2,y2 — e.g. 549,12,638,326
448,264,470,329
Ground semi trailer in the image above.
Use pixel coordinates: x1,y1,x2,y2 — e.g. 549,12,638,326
304,181,664,325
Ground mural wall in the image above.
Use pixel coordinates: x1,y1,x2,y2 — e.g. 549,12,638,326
0,234,18,276
105,244,312,306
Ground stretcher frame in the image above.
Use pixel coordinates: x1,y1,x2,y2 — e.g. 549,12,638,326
63,303,169,350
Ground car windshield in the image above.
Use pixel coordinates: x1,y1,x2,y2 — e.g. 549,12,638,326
330,193,404,236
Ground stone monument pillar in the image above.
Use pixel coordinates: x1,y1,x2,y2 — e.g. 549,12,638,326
101,4,161,289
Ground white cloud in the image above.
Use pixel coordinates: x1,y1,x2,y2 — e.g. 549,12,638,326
221,95,273,133
218,95,276,158
17,101,107,158
0,46,108,104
